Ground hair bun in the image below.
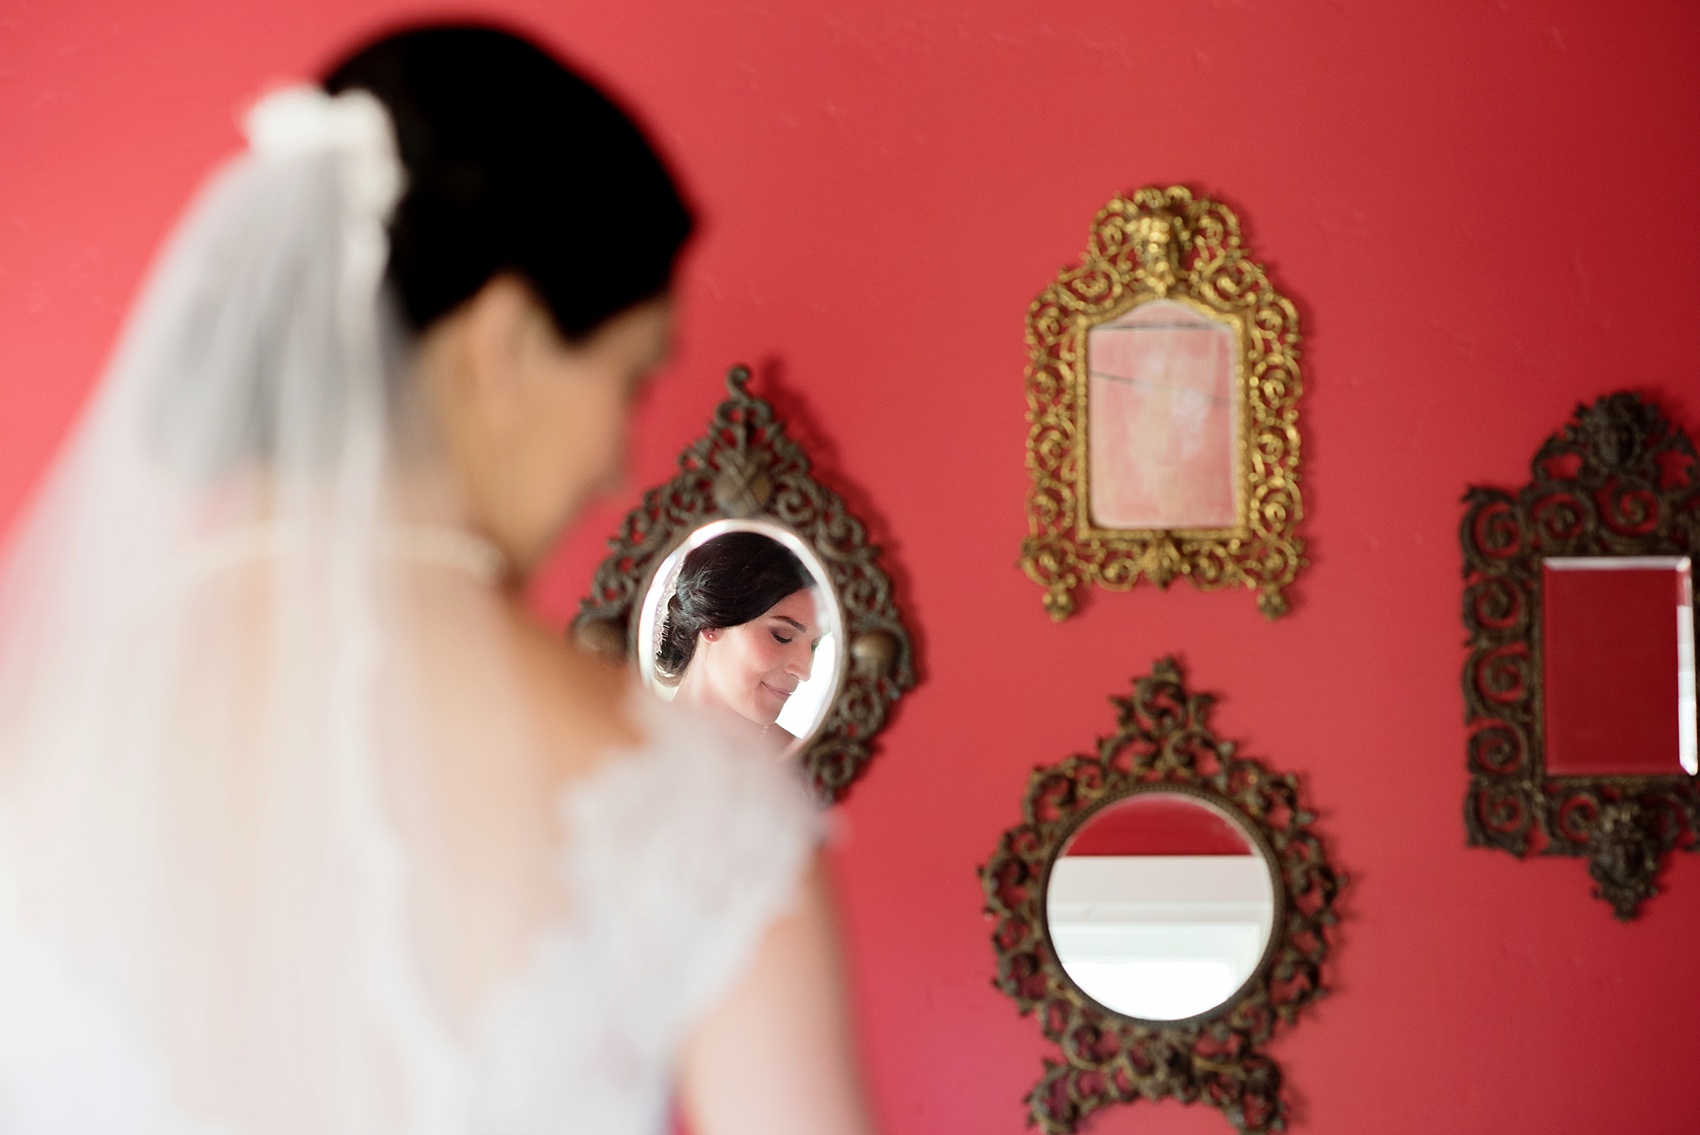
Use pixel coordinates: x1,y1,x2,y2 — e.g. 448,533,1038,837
323,24,693,341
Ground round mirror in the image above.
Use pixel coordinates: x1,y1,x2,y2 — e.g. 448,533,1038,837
1045,789,1277,1022
635,518,846,757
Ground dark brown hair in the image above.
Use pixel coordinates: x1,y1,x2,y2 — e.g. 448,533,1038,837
324,23,693,340
655,532,813,681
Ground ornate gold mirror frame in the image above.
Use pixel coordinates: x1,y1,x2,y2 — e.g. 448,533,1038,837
980,658,1342,1134
1462,392,1700,919
1021,187,1305,621
573,366,915,801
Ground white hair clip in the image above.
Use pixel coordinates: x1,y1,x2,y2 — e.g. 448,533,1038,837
244,85,405,225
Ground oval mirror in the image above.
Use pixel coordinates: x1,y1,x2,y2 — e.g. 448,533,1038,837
634,517,846,758
1045,789,1278,1022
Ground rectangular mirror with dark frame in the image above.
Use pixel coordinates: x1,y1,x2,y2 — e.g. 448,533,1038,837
1462,392,1700,919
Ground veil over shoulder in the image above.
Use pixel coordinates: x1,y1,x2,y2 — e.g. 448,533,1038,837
0,86,818,1135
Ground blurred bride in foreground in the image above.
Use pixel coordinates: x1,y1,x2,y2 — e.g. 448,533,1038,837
0,23,872,1135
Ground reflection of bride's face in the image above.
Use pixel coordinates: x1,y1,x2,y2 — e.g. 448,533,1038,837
694,588,821,727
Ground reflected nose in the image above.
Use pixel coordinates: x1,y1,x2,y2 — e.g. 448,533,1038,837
785,643,814,682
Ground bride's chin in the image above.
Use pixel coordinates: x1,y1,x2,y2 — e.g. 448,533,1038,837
753,684,792,722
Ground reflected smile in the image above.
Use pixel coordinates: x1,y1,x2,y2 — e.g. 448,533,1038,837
760,681,795,702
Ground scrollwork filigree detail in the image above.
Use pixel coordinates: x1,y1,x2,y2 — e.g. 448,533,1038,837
573,365,916,802
1460,391,1700,918
979,658,1342,1134
1020,187,1306,621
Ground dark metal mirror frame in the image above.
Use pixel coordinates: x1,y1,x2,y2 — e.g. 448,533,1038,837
573,366,915,802
1461,391,1700,919
979,658,1341,1135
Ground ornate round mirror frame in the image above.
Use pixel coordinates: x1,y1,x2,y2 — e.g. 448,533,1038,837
979,658,1342,1135
573,366,915,802
1461,391,1700,919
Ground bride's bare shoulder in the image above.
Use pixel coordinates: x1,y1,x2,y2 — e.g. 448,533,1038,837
501,603,646,770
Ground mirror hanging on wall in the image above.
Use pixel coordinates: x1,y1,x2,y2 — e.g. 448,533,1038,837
1020,186,1306,622
980,658,1341,1135
574,365,915,801
1541,556,1696,778
1461,391,1700,919
1085,300,1241,531
1046,790,1277,1023
634,518,847,758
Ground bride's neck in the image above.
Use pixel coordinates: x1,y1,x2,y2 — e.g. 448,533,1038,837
672,664,777,747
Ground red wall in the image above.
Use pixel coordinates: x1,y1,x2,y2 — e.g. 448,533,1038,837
5,3,1700,1132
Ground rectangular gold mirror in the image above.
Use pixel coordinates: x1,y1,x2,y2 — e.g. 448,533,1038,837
1021,186,1305,621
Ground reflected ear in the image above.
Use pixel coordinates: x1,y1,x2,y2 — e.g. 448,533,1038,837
700,628,719,642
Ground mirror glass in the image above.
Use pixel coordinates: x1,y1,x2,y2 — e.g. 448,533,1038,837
635,518,845,757
1046,790,1275,1022
1543,556,1697,775
1086,298,1240,531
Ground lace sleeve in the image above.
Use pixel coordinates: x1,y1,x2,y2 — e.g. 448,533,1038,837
558,697,824,1045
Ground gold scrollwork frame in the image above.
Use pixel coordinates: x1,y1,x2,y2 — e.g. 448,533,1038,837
1021,187,1305,621
573,365,915,802
1461,392,1700,919
979,658,1342,1135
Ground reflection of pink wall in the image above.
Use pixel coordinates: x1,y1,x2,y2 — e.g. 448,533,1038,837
1544,562,1690,775
1063,794,1251,857
1087,301,1237,529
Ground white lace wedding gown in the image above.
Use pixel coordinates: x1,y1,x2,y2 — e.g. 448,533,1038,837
469,696,818,1133
0,682,818,1135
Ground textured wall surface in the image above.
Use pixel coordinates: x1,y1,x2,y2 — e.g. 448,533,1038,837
4,2,1699,1131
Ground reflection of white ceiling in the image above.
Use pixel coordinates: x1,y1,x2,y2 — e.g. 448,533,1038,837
1047,855,1275,1021
1048,854,1274,922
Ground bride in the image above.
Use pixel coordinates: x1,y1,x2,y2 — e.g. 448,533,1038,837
0,23,873,1135
656,530,825,751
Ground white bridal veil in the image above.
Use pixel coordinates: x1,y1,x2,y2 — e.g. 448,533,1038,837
0,86,519,1132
